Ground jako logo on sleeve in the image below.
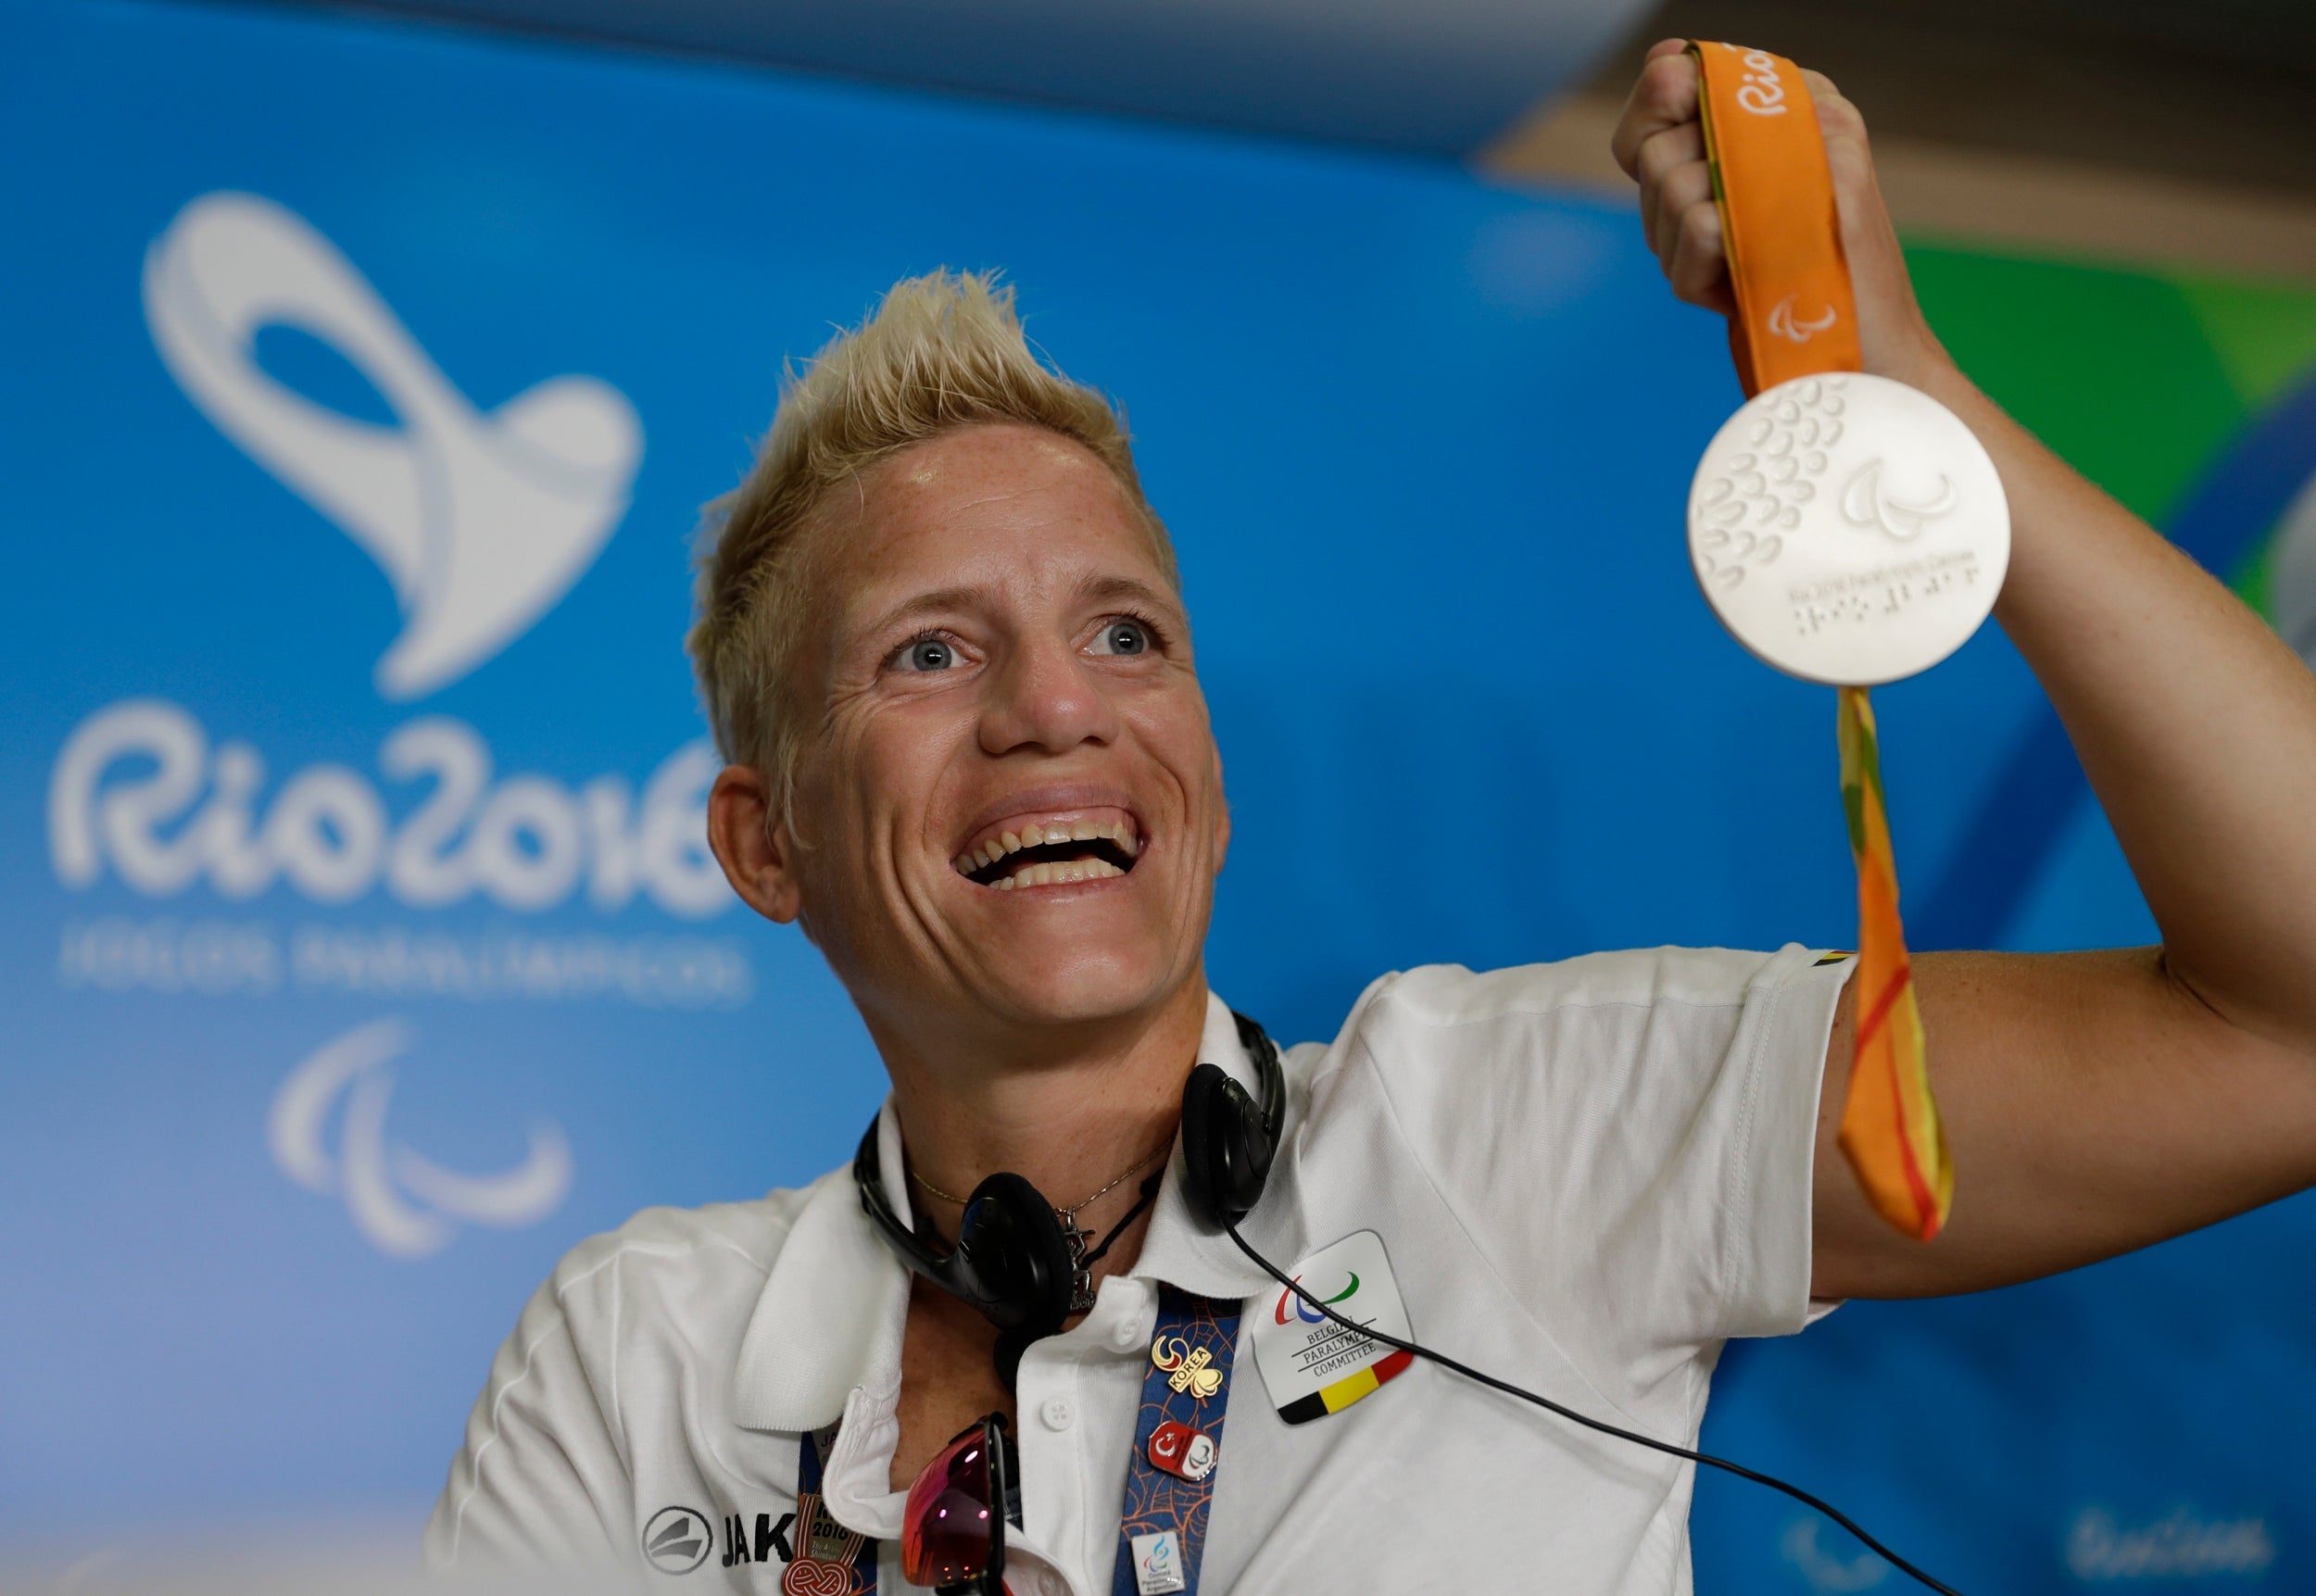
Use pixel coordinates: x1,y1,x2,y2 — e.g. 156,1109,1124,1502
143,190,643,700
269,1016,573,1258
641,1506,715,1576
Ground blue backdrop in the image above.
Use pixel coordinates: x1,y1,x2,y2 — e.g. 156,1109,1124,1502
2,0,2308,1589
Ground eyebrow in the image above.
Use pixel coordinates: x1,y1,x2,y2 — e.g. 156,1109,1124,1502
1076,573,1180,612
852,574,1183,640
858,586,984,636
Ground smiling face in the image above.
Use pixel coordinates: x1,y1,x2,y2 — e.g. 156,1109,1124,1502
749,422,1227,1047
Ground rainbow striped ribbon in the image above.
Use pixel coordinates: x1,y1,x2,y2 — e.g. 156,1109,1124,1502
1834,685,1952,1241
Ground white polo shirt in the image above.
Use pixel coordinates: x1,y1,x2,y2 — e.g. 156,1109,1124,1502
426,944,1853,1593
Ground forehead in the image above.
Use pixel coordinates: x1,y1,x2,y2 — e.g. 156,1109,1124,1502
819,423,1168,612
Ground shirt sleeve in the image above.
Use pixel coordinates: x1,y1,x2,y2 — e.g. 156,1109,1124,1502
423,1263,635,1570
1346,944,1854,1402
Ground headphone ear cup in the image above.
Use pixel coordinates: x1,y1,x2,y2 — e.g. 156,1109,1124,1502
1182,1062,1271,1228
955,1172,1077,1337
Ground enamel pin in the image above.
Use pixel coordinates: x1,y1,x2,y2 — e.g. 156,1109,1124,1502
1147,1419,1219,1482
1151,1332,1226,1400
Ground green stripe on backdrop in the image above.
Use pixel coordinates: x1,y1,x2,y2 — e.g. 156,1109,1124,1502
1900,245,2247,524
2172,275,2316,408
1901,242,2316,613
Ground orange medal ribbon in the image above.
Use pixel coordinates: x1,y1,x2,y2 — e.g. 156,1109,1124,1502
1692,40,1953,1241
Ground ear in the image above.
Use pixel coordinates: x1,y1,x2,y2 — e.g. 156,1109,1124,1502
1210,742,1230,873
708,763,806,924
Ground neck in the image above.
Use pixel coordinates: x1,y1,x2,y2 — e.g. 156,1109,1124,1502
875,975,1211,1251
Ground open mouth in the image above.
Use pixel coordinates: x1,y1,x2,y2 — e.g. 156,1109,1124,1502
951,816,1141,891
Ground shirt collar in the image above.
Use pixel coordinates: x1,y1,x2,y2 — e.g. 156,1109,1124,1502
731,1106,912,1433
730,987,1300,1433
1127,988,1308,1301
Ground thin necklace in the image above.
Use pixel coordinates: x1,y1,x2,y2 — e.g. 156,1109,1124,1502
911,1138,1174,1314
910,1138,1170,1215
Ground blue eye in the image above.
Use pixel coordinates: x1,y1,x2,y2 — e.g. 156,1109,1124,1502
901,637,957,672
1093,620,1152,657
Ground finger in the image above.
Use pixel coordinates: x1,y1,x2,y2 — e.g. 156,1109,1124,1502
1648,159,1718,279
1633,120,1705,190
1799,69,1847,115
1800,71,1884,249
1802,70,1869,147
1610,44,1701,179
1667,199,1735,312
1632,121,1705,257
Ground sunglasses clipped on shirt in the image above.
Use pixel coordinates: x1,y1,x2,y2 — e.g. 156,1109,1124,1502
902,1412,1023,1596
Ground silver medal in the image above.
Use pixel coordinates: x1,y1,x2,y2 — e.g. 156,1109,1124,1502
1688,372,2008,685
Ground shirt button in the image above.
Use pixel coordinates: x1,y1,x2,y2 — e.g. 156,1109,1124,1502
1039,1396,1076,1431
1111,1319,1144,1351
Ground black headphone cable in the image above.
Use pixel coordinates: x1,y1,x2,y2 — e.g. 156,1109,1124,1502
1079,1170,1167,1272
1226,1225,1962,1596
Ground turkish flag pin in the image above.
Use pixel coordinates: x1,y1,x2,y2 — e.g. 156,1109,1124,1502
1147,1420,1218,1482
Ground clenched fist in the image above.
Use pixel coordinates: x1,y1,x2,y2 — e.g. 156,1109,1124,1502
1609,37,1949,391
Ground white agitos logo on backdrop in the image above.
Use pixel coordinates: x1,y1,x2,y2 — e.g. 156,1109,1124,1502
269,1018,573,1258
143,191,643,699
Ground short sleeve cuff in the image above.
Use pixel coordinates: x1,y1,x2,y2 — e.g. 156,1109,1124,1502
1725,944,1857,1338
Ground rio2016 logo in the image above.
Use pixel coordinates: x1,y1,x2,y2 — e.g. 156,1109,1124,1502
1731,46,1791,117
63,191,695,1260
144,191,641,701
51,700,726,917
1274,1271,1359,1326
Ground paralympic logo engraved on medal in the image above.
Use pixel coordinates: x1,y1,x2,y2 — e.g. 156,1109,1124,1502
1839,459,1959,541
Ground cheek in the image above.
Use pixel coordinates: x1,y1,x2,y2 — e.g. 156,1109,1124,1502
823,694,977,848
1126,693,1218,796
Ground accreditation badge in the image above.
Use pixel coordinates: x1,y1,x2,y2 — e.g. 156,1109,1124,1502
1249,1229,1415,1425
1688,371,2009,685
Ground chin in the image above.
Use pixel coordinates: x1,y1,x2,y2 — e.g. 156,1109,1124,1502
977,945,1189,1029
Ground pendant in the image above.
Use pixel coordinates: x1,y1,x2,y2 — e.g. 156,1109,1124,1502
1688,372,2009,685
1060,1207,1096,1314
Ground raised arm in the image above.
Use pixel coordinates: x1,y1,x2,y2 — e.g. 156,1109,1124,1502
1612,39,2316,1298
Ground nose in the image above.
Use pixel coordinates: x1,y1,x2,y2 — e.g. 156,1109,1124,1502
979,634,1119,757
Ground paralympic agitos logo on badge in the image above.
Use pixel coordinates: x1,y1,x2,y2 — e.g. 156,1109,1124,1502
1275,1270,1360,1325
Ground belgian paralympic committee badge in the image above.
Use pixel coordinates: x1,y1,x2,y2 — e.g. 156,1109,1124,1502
1688,372,2009,685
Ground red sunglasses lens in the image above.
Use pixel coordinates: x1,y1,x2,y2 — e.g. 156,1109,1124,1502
901,1424,999,1588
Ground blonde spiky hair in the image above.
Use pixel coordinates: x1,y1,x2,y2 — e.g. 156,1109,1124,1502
688,270,1176,813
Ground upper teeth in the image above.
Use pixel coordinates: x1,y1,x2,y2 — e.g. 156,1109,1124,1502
953,817,1140,882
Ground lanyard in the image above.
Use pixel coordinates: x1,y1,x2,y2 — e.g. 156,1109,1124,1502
783,1288,1240,1596
1112,1286,1242,1596
1690,39,1954,1241
787,1426,881,1596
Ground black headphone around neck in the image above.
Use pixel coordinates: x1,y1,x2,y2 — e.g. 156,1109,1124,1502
855,1010,1284,1384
